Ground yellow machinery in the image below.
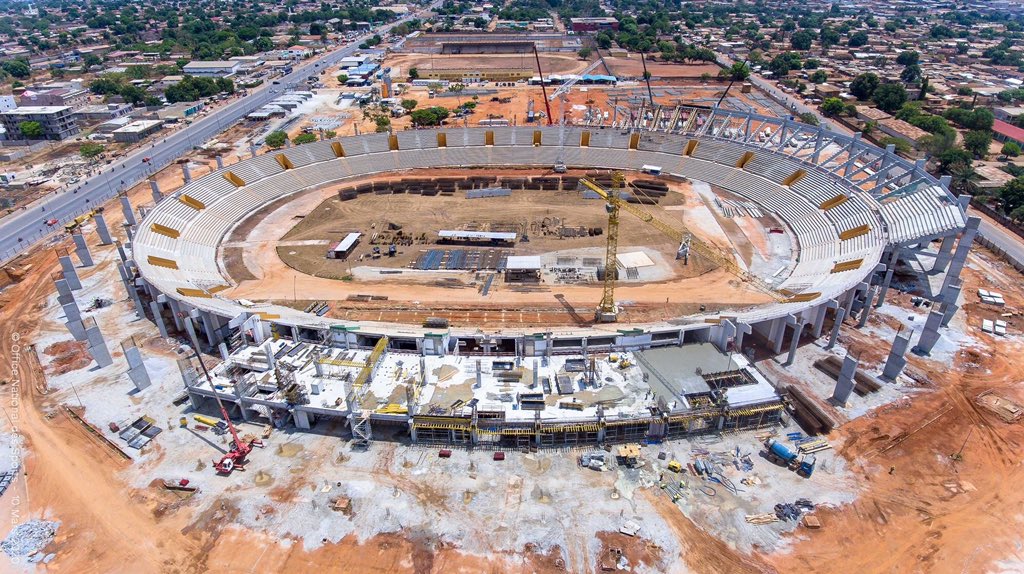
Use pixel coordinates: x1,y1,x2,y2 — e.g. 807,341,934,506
193,414,220,427
667,460,684,473
578,174,787,318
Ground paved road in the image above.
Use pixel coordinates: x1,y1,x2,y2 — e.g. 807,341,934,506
974,209,1024,264
714,54,853,136
0,8,433,264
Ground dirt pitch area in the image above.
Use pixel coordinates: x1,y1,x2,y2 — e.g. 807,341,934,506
219,167,778,327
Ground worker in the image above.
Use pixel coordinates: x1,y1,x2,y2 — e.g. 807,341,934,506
888,466,896,475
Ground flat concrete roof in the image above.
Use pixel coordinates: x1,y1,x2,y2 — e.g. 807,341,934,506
113,120,163,133
505,255,541,270
1,106,71,115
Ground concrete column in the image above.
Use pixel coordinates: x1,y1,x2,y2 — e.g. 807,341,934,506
913,308,945,356
811,303,830,338
62,301,86,341
58,255,82,290
165,296,184,331
249,143,257,158
149,301,169,338
149,179,163,203
785,319,805,366
120,195,136,226
264,341,275,370
199,310,218,347
218,342,230,361
293,409,311,430
123,342,152,391
843,283,864,320
475,360,482,388
734,322,751,353
715,320,736,353
940,279,962,327
882,329,912,382
93,213,113,245
84,319,113,368
72,233,93,267
54,276,74,306
182,162,192,184
831,354,857,407
114,240,128,263
858,286,879,328
184,316,203,353
123,222,134,243
825,307,846,350
769,317,787,355
216,155,224,169
875,268,895,308
932,234,957,272
941,217,980,293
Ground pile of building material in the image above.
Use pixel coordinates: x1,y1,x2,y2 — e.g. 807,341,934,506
813,356,882,396
783,385,836,435
1,520,59,557
981,319,1008,336
976,391,1023,423
978,289,1005,306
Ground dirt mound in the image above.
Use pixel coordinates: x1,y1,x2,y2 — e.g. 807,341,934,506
42,340,90,375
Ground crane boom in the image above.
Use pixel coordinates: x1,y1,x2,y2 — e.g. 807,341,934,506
549,59,603,101
578,176,786,302
532,46,554,126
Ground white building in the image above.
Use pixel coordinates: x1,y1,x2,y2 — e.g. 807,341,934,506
181,60,241,78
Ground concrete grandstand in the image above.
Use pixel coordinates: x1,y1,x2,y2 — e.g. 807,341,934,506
126,110,969,447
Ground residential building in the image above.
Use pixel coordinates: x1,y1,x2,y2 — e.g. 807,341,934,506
18,87,90,110
0,106,79,140
153,101,204,122
0,95,16,112
993,119,1024,147
181,60,240,78
75,103,134,121
279,45,313,60
876,118,931,147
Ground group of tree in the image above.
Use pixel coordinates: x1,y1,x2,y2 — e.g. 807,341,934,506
409,106,450,126
264,131,288,149
89,73,162,106
165,75,235,103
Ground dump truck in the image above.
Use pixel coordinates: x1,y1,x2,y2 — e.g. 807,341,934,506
764,438,816,477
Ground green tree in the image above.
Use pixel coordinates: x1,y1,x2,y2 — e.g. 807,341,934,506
252,37,274,52
964,130,993,158
1002,141,1022,157
809,70,828,84
872,83,908,113
293,133,317,145
895,51,920,66
850,72,879,100
408,67,418,80
1001,177,1024,214
409,106,450,126
577,46,593,59
821,97,846,116
1,60,30,79
728,61,751,81
900,64,921,84
337,74,348,84
878,136,912,155
79,143,105,158
323,130,337,139
950,162,979,196
798,112,819,126
848,31,868,47
83,54,102,70
374,115,391,133
790,30,814,51
265,131,288,149
400,98,417,111
18,121,43,138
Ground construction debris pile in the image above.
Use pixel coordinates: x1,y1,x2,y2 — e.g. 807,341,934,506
1,520,59,558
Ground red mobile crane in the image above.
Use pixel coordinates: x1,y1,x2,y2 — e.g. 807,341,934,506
212,390,263,474
184,344,263,474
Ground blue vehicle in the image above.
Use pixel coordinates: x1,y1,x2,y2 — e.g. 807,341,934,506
764,438,816,478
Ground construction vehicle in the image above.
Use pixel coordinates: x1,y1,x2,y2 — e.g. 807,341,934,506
763,438,816,478
553,160,566,173
64,207,104,233
667,460,684,473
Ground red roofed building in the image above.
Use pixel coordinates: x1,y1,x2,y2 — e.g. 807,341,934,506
993,119,1024,146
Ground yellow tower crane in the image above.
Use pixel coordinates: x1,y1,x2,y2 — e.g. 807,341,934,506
579,174,790,323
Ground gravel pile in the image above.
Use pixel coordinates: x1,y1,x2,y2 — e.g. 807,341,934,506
1,520,59,557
